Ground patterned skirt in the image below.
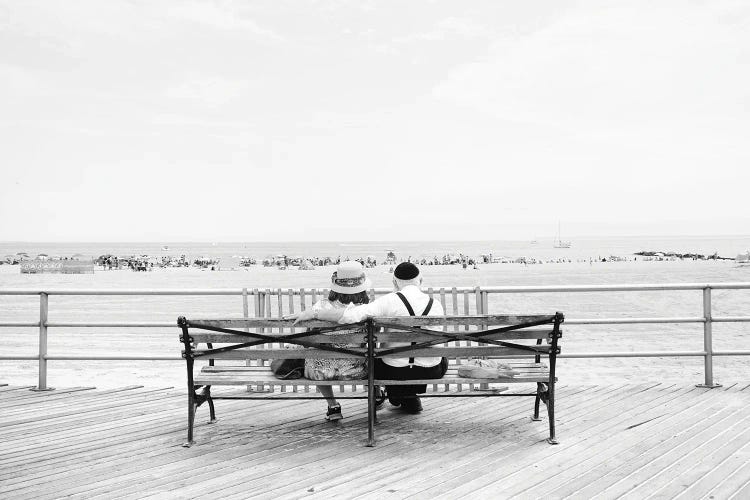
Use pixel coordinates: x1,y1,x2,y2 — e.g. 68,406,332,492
304,343,367,381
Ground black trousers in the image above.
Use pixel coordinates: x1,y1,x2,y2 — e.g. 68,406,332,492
375,358,449,399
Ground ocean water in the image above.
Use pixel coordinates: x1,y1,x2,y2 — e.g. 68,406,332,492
1,236,749,389
2,235,749,267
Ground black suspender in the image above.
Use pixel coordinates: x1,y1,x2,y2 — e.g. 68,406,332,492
422,297,433,316
396,292,433,364
396,292,415,315
395,292,433,317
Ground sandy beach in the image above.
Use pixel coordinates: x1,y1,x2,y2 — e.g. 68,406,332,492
2,258,749,390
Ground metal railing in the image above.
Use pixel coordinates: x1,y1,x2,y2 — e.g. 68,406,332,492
1,282,749,390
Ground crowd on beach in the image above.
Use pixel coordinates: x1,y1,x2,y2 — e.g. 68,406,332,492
261,255,380,269
634,251,734,261
2,249,743,272
96,254,220,271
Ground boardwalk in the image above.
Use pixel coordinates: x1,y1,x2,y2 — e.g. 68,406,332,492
1,382,750,499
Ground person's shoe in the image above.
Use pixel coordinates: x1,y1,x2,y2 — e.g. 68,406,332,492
401,397,423,414
325,404,343,421
388,397,402,407
538,383,550,404
374,387,386,410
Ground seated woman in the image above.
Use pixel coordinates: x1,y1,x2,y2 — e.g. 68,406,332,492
304,261,379,421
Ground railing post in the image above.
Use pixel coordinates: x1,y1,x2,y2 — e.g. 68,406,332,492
478,288,490,391
242,287,251,391
241,288,249,329
31,292,54,391
697,286,721,388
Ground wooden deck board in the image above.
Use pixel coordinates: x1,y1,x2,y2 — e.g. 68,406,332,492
586,403,749,499
130,397,491,499
650,423,750,499
688,440,750,499
0,390,186,460
618,407,750,499
298,387,605,500
74,402,365,499
543,385,743,498
552,394,745,497
1,383,750,499
223,391,553,499
24,397,399,499
1,397,293,484
417,384,676,499
0,385,661,493
467,385,698,498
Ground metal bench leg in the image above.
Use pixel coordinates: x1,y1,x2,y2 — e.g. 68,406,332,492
546,314,561,445
546,385,558,445
366,319,376,447
180,318,196,447
532,338,544,421
532,383,543,421
367,384,376,447
184,389,196,448
205,386,217,423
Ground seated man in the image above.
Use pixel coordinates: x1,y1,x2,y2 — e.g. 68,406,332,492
295,262,448,413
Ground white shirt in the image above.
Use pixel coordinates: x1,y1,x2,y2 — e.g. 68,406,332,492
339,285,444,367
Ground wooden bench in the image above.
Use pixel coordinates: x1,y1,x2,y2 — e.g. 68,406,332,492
178,312,563,447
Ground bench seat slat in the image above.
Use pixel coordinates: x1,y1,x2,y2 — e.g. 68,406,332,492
194,375,550,386
381,376,551,384
191,349,364,360
199,366,550,376
190,346,552,360
200,361,549,372
372,315,555,327
195,365,552,386
187,328,554,344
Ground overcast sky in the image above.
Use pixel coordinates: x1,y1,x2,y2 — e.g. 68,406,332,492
1,0,748,242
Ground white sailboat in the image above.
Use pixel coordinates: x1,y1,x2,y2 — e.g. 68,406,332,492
554,222,571,248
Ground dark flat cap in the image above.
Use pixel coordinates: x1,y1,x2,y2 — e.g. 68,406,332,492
394,262,420,280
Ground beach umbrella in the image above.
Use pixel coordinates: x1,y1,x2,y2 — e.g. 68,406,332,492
16,252,28,257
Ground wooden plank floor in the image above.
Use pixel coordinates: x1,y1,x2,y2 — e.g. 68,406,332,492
1,383,750,499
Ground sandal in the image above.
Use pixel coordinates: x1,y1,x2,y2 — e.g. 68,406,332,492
374,386,386,410
326,404,343,421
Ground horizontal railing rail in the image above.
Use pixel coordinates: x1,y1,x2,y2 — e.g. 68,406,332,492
1,282,749,390
2,282,750,294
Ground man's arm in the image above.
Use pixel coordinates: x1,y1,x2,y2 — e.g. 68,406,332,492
338,296,391,323
292,295,391,324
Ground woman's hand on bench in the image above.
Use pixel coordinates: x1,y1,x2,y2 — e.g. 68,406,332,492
291,308,345,324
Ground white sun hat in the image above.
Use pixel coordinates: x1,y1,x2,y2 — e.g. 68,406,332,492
330,260,371,294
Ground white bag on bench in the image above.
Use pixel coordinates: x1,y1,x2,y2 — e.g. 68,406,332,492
457,358,520,379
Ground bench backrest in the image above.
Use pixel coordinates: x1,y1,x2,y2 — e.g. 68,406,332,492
178,314,563,362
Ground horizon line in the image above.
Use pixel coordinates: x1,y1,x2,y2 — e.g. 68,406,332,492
1,234,749,244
